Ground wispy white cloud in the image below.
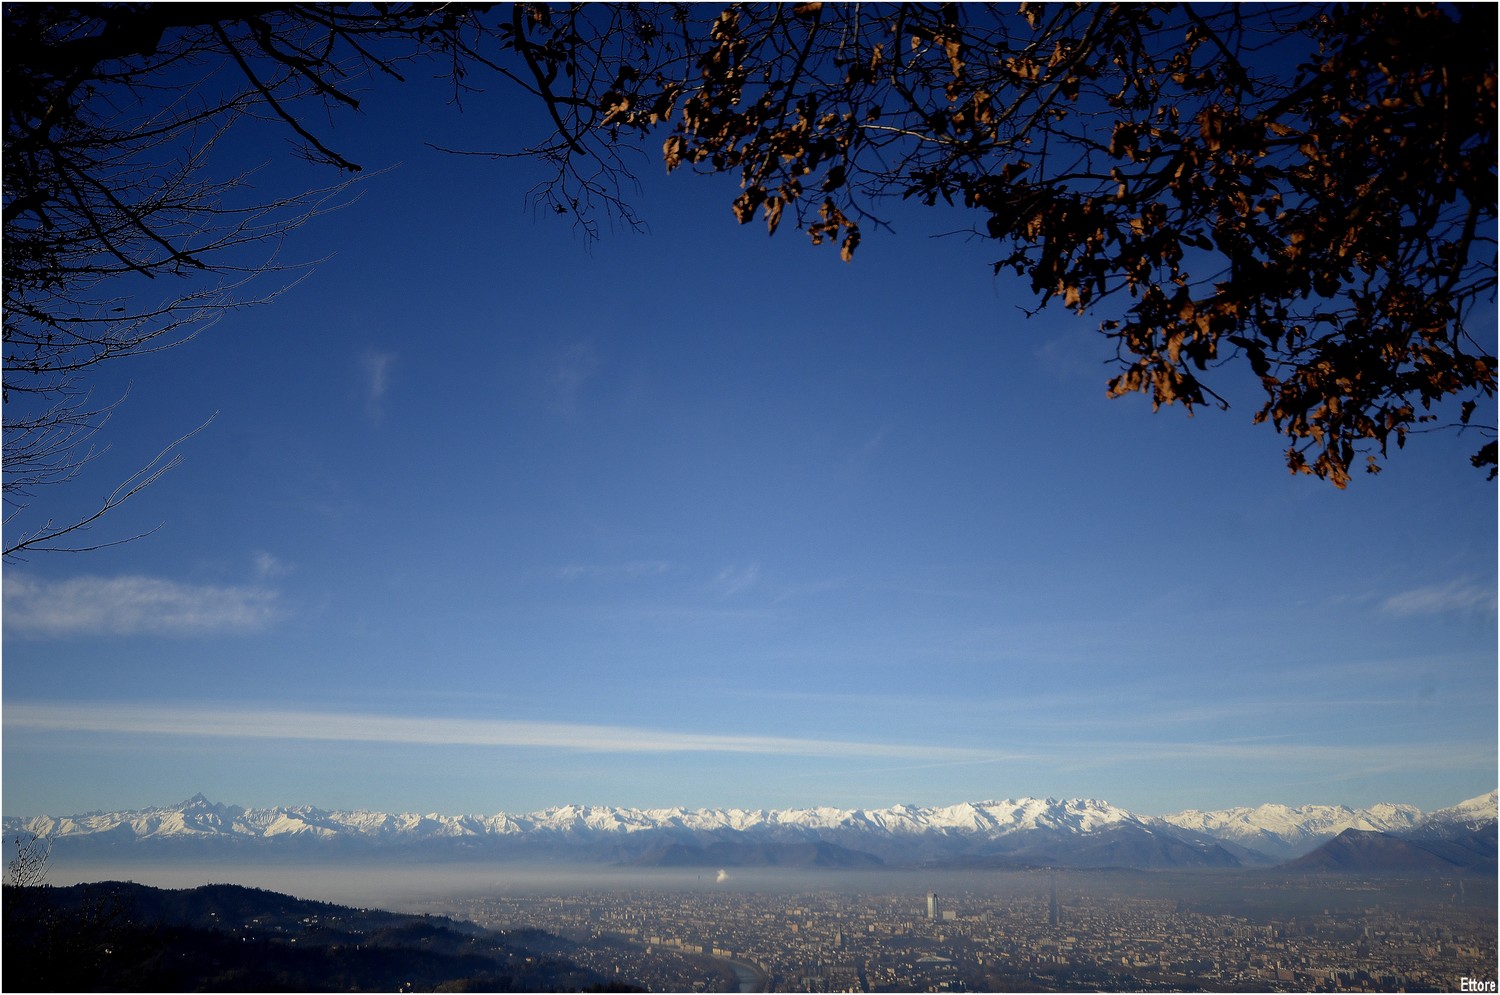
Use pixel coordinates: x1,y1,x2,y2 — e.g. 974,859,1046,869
549,340,601,418
844,426,890,473
4,702,997,762
252,551,293,580
361,350,396,420
3,574,280,637
712,562,761,597
1381,579,1496,617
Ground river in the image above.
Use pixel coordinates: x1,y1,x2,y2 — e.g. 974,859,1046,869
710,954,767,993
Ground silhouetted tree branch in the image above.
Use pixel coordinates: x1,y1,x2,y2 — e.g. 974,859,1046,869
3,4,482,557
494,2,1496,486
5,1,1493,550
4,830,52,888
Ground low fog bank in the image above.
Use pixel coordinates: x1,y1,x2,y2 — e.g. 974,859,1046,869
46,856,1496,918
49,858,1061,910
46,860,907,910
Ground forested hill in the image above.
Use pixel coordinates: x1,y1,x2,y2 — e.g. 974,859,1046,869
2,881,636,992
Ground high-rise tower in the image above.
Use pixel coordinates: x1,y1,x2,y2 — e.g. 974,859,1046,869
927,892,939,920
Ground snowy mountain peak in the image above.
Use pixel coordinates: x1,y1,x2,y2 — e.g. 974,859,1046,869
1422,790,1498,828
1158,799,1429,860
7,791,1493,868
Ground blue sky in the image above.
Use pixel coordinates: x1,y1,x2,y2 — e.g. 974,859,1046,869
3,64,1496,820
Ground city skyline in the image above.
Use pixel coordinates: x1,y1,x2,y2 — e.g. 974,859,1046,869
3,22,1495,821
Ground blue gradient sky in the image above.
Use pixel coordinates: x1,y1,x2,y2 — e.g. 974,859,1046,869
3,71,1495,819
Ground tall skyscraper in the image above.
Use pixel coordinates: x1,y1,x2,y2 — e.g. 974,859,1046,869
927,892,939,920
1049,879,1060,927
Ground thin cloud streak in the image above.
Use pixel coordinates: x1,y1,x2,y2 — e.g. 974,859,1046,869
1382,578,1496,617
5,703,997,761
3,574,280,637
16,702,1477,778
712,562,761,597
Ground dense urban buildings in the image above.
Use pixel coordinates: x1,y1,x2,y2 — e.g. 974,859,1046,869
423,870,1496,992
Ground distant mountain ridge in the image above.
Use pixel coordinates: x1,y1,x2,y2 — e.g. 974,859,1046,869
1158,800,1426,860
8,790,1494,872
1285,824,1498,875
1282,792,1499,875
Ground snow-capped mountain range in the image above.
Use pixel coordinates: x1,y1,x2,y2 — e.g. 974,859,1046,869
1158,801,1426,860
7,791,1494,870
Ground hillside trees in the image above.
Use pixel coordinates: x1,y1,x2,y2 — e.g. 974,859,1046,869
4,3,1494,557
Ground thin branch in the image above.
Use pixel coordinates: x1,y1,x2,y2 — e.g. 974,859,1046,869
3,413,217,559
510,5,587,155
